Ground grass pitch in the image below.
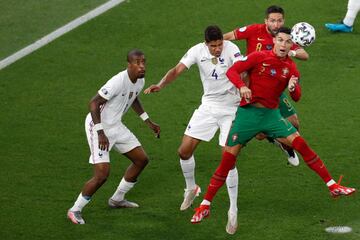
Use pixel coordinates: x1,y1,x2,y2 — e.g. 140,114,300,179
0,0,359,239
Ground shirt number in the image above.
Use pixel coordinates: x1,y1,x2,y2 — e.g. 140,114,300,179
212,69,218,80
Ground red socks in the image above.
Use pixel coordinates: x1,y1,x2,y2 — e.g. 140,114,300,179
204,151,236,202
292,136,332,183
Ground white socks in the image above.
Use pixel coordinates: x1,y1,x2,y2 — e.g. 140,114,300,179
70,193,91,212
344,0,360,26
226,167,239,213
181,155,238,212
201,199,211,206
111,177,136,202
180,156,196,190
326,179,336,187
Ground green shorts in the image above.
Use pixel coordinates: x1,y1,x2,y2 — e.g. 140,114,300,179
279,93,297,118
226,105,298,146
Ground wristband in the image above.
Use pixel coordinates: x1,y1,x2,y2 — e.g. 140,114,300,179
140,112,149,121
93,123,103,132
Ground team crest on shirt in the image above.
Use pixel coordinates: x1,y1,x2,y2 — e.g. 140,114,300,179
270,69,277,76
232,133,238,142
239,26,247,32
219,58,225,64
266,44,273,50
282,68,289,77
211,58,218,65
101,88,108,95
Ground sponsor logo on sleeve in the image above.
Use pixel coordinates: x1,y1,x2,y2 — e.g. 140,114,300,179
234,52,241,58
238,26,247,32
101,88,108,95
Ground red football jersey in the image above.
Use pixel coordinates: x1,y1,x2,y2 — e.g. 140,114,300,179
226,50,301,109
234,23,299,55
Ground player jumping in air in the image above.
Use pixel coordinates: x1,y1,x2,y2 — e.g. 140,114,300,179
191,27,356,225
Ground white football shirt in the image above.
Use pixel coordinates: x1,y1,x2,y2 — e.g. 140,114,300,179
180,40,242,109
97,69,145,128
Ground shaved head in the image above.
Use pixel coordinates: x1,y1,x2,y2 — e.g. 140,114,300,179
127,49,144,62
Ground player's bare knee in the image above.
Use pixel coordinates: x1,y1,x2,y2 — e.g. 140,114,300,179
287,116,300,130
134,155,149,168
178,149,192,160
140,156,149,168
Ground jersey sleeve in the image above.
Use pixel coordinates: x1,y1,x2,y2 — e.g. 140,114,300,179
227,41,243,64
98,74,123,100
180,45,197,69
234,24,255,40
226,51,263,88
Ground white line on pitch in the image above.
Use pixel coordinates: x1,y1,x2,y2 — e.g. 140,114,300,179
0,0,126,71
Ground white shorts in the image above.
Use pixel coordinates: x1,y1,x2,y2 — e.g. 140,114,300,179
184,104,236,146
85,114,141,164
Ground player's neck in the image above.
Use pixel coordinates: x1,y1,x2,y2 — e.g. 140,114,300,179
127,70,138,83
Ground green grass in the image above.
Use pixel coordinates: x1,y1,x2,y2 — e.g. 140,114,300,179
0,0,108,59
0,0,359,239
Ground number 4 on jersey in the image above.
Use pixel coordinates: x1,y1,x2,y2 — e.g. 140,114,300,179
211,69,218,80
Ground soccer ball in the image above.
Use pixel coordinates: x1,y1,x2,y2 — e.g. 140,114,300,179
291,22,316,47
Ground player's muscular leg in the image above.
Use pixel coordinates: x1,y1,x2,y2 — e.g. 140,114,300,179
224,144,242,157
123,146,149,182
287,114,300,130
276,132,300,147
82,163,110,196
178,135,201,160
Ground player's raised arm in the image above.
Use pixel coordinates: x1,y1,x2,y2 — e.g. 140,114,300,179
223,30,236,40
131,97,160,138
144,63,187,94
288,47,309,61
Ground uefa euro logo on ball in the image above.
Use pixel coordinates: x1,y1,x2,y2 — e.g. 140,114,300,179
291,22,316,47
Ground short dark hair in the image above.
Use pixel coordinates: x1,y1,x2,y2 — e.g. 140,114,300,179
127,49,144,62
204,25,223,43
276,27,291,35
265,5,284,18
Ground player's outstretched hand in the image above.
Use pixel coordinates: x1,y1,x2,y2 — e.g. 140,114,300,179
288,75,298,92
144,85,161,94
